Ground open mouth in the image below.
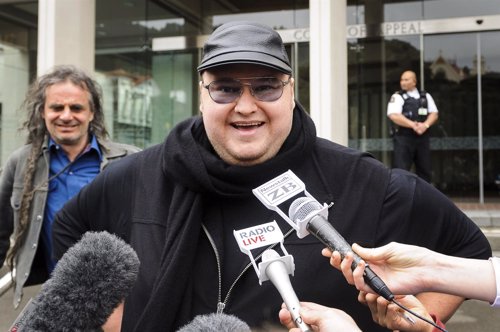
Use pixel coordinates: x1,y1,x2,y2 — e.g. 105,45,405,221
56,123,78,129
231,121,264,129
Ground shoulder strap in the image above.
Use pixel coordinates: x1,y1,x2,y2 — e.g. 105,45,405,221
419,90,428,108
397,90,408,99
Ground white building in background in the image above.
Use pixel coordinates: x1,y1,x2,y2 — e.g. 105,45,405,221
1,0,500,201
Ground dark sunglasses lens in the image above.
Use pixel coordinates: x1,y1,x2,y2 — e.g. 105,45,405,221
209,80,242,103
251,78,283,101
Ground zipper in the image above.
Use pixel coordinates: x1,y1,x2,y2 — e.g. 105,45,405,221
201,223,295,314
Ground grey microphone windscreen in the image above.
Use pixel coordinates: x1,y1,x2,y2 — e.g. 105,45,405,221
176,313,251,332
13,231,139,331
288,196,321,222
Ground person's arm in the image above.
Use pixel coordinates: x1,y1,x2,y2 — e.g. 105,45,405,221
415,92,439,134
387,93,418,130
358,293,439,332
325,242,497,303
423,111,438,128
355,171,491,322
52,156,135,260
415,111,439,135
389,113,418,130
415,292,463,323
52,192,93,260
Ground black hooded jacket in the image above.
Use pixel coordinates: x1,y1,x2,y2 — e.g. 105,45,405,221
53,103,491,331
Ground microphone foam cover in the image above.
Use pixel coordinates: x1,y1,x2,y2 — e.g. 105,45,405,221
176,313,251,332
26,231,140,331
288,196,322,222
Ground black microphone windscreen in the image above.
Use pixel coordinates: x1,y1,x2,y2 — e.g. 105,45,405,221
176,313,251,332
18,231,139,331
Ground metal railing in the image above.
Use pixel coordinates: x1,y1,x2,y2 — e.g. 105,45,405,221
0,267,13,297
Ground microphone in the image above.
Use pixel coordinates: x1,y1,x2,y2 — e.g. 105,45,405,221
9,231,140,331
288,196,394,301
176,313,251,332
261,249,311,332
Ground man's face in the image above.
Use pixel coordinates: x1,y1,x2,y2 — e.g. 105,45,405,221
43,81,94,149
400,71,417,91
200,64,295,166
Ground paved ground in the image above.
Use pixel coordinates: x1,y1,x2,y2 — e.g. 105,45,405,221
1,278,39,330
446,298,499,332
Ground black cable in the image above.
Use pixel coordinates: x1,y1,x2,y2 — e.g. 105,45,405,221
31,144,89,193
392,299,448,332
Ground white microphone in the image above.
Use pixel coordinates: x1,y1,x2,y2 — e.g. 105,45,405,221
252,170,394,302
289,197,394,301
261,249,311,332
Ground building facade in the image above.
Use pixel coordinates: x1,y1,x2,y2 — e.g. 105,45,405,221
1,0,499,202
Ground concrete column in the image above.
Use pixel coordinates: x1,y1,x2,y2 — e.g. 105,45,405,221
37,0,95,76
309,0,348,145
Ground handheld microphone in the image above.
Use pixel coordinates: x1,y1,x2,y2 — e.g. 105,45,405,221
176,313,251,332
261,249,311,332
288,196,394,301
9,231,140,331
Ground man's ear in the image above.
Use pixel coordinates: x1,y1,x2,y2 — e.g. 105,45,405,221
198,81,204,115
290,77,296,109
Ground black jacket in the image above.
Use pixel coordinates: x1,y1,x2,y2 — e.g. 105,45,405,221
53,106,491,331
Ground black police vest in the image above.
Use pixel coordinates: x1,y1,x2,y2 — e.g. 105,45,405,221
398,90,428,123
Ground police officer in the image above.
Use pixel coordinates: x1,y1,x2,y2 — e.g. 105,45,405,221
387,70,438,183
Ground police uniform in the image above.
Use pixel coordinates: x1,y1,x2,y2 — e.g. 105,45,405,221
387,88,438,182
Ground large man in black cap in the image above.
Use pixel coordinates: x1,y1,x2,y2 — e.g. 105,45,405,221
52,21,491,331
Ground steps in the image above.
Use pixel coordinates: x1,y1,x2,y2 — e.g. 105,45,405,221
462,209,500,252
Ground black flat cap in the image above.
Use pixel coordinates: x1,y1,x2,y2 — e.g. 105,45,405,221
197,21,292,74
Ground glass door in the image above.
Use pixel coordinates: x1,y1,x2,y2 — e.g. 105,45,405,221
289,42,310,112
423,32,500,202
347,34,421,165
478,32,500,202
151,50,198,143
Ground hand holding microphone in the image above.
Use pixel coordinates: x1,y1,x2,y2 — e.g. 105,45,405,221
288,196,394,301
252,170,394,302
233,221,311,332
279,301,362,332
261,249,311,332
253,170,446,331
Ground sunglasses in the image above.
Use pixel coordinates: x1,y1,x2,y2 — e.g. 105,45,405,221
202,77,291,104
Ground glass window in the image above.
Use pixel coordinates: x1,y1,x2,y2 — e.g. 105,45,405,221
348,0,500,24
423,33,478,197
422,31,499,201
384,1,424,22
96,0,309,149
295,42,310,111
422,0,500,19
348,35,420,165
478,32,500,201
347,2,364,25
95,0,191,149
347,0,423,24
0,1,37,165
201,0,308,33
